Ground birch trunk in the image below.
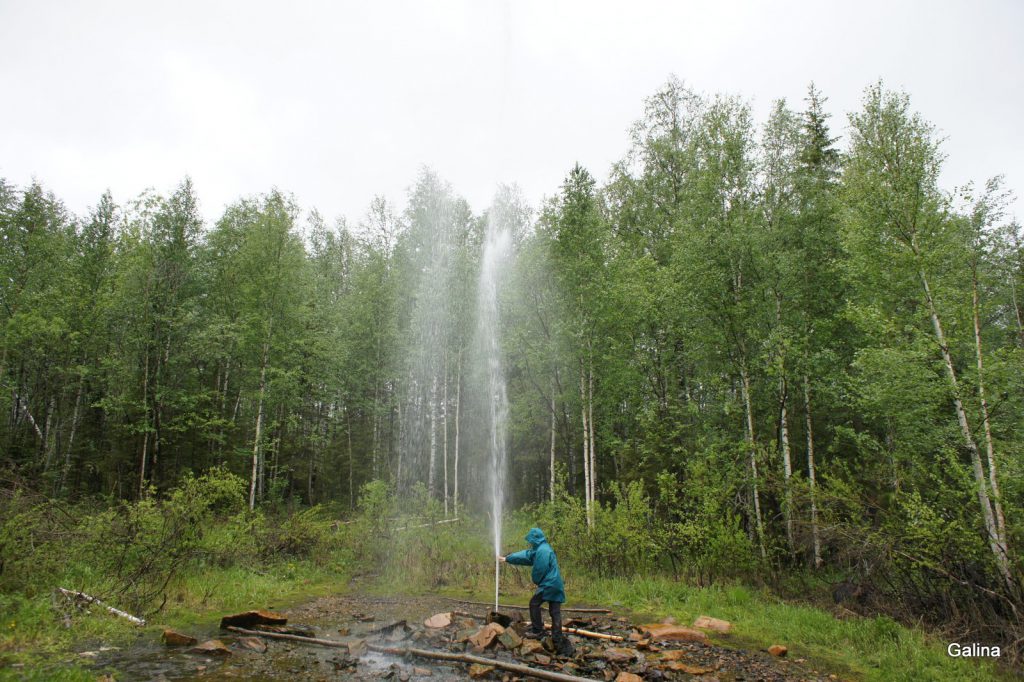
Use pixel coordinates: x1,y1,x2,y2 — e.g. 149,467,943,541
58,376,84,495
347,405,355,510
579,359,592,528
1009,276,1024,347
372,378,380,481
429,374,438,499
443,353,449,517
396,400,404,489
588,352,596,513
740,366,766,559
972,270,1008,546
803,374,821,569
220,359,231,414
41,397,55,470
453,353,461,517
138,355,150,499
372,335,383,478
13,391,44,441
550,375,556,503
308,401,320,503
249,340,270,511
918,267,1009,583
774,296,794,554
779,375,794,555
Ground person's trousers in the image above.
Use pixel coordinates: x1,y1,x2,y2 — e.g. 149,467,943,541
528,591,563,640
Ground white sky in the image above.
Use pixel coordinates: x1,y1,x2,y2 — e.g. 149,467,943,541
1,0,1022,226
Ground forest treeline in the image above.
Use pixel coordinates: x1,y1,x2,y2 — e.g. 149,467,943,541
1,79,1021,647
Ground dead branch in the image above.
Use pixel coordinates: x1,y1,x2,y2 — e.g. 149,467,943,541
225,625,347,647
543,623,623,641
226,626,598,681
367,643,599,682
57,588,146,626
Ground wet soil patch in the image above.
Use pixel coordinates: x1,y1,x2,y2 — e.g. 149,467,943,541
83,594,849,681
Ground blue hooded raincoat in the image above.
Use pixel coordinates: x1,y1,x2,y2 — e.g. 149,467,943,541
504,527,565,603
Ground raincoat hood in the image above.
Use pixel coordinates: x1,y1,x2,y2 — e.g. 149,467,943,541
525,527,547,548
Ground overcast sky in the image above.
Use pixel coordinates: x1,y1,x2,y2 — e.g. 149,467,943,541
1,0,1022,226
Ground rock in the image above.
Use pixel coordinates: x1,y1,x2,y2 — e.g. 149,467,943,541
498,629,523,650
640,623,709,643
665,661,714,674
237,637,268,653
413,667,432,676
348,639,367,656
338,626,351,636
468,663,495,678
627,631,642,642
189,639,232,656
486,611,513,628
657,650,687,661
387,626,411,642
615,674,644,682
534,654,551,665
352,612,376,622
692,615,732,634
162,629,197,646
604,647,637,663
519,639,545,655
368,620,410,638
455,627,478,642
768,644,788,657
468,622,505,651
219,610,287,629
424,612,452,629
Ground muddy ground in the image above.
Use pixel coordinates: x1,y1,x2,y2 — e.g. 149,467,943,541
78,594,847,681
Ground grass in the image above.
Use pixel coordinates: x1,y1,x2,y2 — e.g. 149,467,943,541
364,521,1013,681
567,575,1010,682
0,508,1014,682
0,558,350,681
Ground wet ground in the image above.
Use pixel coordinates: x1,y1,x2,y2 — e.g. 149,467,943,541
78,594,848,681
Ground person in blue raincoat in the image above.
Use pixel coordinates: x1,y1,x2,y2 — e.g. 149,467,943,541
499,527,574,656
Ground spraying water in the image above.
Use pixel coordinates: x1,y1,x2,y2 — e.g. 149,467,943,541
478,209,512,611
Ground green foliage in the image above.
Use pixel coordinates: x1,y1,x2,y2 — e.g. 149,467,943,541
1,75,1023,665
0,467,342,617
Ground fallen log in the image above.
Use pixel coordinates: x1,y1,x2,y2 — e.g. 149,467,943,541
225,626,598,681
226,625,346,647
57,588,145,626
543,623,623,641
443,598,610,614
367,643,598,682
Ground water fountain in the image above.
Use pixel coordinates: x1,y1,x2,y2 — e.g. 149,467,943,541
477,207,512,611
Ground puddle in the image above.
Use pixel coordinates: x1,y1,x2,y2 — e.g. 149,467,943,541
82,597,480,681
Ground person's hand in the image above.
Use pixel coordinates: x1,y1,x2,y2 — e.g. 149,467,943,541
498,555,506,563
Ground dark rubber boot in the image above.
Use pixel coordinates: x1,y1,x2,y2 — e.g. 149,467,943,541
555,636,575,658
522,629,545,640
